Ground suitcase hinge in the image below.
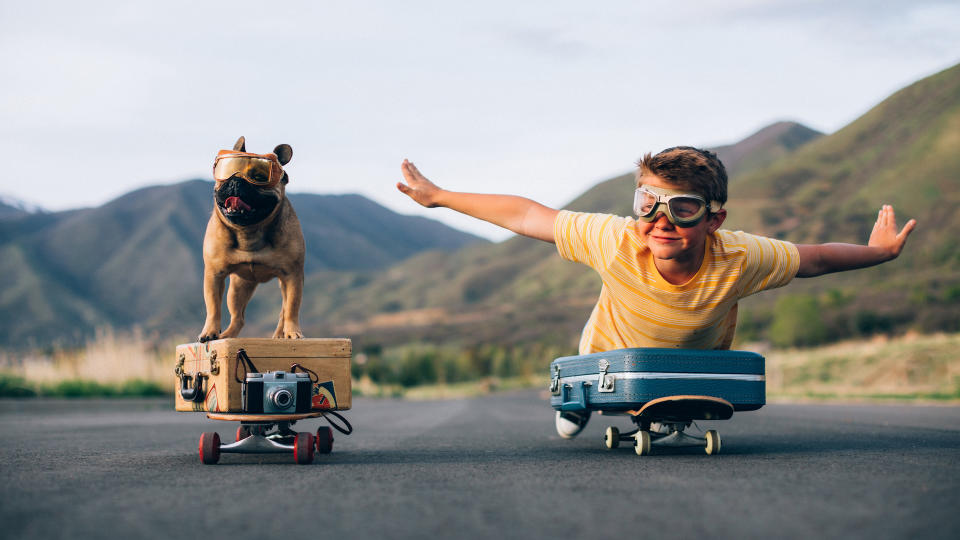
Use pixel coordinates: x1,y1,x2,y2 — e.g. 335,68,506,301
208,350,220,375
550,365,561,395
174,353,185,377
597,359,615,393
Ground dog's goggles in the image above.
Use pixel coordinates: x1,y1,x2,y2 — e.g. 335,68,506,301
213,150,283,188
633,185,721,227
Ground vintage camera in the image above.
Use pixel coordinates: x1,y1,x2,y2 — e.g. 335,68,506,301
243,370,312,414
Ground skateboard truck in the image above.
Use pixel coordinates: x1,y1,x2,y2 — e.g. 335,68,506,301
198,411,349,465
601,395,731,456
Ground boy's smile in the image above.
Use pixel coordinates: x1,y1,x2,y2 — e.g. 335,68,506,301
636,173,726,284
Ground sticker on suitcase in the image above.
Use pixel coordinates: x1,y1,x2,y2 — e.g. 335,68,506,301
312,381,337,410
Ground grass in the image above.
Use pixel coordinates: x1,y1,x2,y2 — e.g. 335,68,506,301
762,331,960,403
0,374,168,398
0,327,175,398
1,328,958,403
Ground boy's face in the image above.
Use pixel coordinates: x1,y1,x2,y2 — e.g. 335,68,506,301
636,173,726,263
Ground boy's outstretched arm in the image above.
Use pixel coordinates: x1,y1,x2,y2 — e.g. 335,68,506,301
396,159,558,243
795,205,917,277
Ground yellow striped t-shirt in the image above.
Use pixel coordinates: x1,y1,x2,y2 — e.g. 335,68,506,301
554,210,800,353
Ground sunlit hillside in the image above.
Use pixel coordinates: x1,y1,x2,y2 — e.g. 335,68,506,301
298,63,960,354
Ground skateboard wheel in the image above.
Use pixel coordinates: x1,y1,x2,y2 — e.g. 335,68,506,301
316,426,334,454
604,426,620,449
294,433,314,464
634,431,651,456
705,430,721,455
236,425,251,442
199,432,221,465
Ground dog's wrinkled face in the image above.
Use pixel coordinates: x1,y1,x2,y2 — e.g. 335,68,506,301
215,177,282,227
212,137,292,227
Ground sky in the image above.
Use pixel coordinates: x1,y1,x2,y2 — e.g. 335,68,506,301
1,0,958,240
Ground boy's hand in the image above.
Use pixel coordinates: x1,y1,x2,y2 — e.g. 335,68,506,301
868,205,916,260
796,205,917,277
397,159,443,208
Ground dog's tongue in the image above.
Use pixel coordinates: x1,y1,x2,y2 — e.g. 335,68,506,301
224,196,252,212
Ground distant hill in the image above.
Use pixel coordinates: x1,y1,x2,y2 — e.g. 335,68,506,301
295,64,960,352
0,182,485,348
294,121,828,350
723,62,960,340
0,196,44,221
709,121,823,180
6,63,959,353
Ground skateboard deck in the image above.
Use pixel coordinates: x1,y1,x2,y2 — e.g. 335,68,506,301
198,410,352,465
602,395,734,456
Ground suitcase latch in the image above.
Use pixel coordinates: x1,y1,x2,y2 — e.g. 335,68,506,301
550,365,561,395
597,359,615,393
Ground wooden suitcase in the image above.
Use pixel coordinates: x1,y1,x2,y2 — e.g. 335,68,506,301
174,338,351,413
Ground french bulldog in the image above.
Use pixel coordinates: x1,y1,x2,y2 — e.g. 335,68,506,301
198,136,305,342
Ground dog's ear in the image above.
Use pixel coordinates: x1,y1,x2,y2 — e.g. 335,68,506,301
274,144,293,166
233,136,246,152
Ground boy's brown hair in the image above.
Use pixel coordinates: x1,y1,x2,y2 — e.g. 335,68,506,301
637,146,728,206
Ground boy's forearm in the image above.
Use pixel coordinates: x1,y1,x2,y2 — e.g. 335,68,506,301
435,190,558,242
796,207,915,278
796,243,893,277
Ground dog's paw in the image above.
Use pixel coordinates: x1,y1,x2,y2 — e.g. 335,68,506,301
198,330,220,343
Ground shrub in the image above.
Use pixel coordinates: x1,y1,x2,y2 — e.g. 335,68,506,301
854,310,893,335
769,294,828,348
0,373,36,397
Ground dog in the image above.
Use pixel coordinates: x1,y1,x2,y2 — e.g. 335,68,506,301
198,136,305,342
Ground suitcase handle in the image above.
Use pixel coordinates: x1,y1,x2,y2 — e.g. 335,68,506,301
560,381,589,412
179,373,205,403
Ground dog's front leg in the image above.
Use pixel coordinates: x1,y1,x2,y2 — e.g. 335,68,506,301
199,269,226,342
274,270,304,339
221,275,257,338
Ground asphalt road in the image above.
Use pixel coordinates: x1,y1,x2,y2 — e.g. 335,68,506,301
1,391,958,540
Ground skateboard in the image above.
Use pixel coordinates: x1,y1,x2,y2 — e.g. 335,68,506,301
600,395,733,456
197,410,352,465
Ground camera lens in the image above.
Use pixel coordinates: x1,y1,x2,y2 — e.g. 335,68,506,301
268,387,293,409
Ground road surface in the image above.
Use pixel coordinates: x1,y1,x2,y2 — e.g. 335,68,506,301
1,391,958,539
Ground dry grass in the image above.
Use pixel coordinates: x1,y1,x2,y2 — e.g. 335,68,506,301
2,329,958,402
0,327,173,388
763,331,960,401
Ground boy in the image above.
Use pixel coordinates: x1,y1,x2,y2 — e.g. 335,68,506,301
396,147,916,437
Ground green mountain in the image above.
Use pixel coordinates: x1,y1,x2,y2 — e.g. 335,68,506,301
723,62,960,341
0,197,43,221
296,122,826,351
6,62,958,355
0,182,485,348
710,121,824,180
299,64,960,353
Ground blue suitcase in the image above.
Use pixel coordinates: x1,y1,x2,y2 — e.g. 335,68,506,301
549,348,765,413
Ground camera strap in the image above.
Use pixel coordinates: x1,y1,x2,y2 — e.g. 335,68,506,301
234,349,261,383
289,362,320,382
322,410,354,435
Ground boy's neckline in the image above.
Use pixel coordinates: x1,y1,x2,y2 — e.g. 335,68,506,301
648,236,713,288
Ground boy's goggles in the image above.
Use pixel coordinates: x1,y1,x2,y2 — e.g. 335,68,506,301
633,185,721,227
213,150,283,188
